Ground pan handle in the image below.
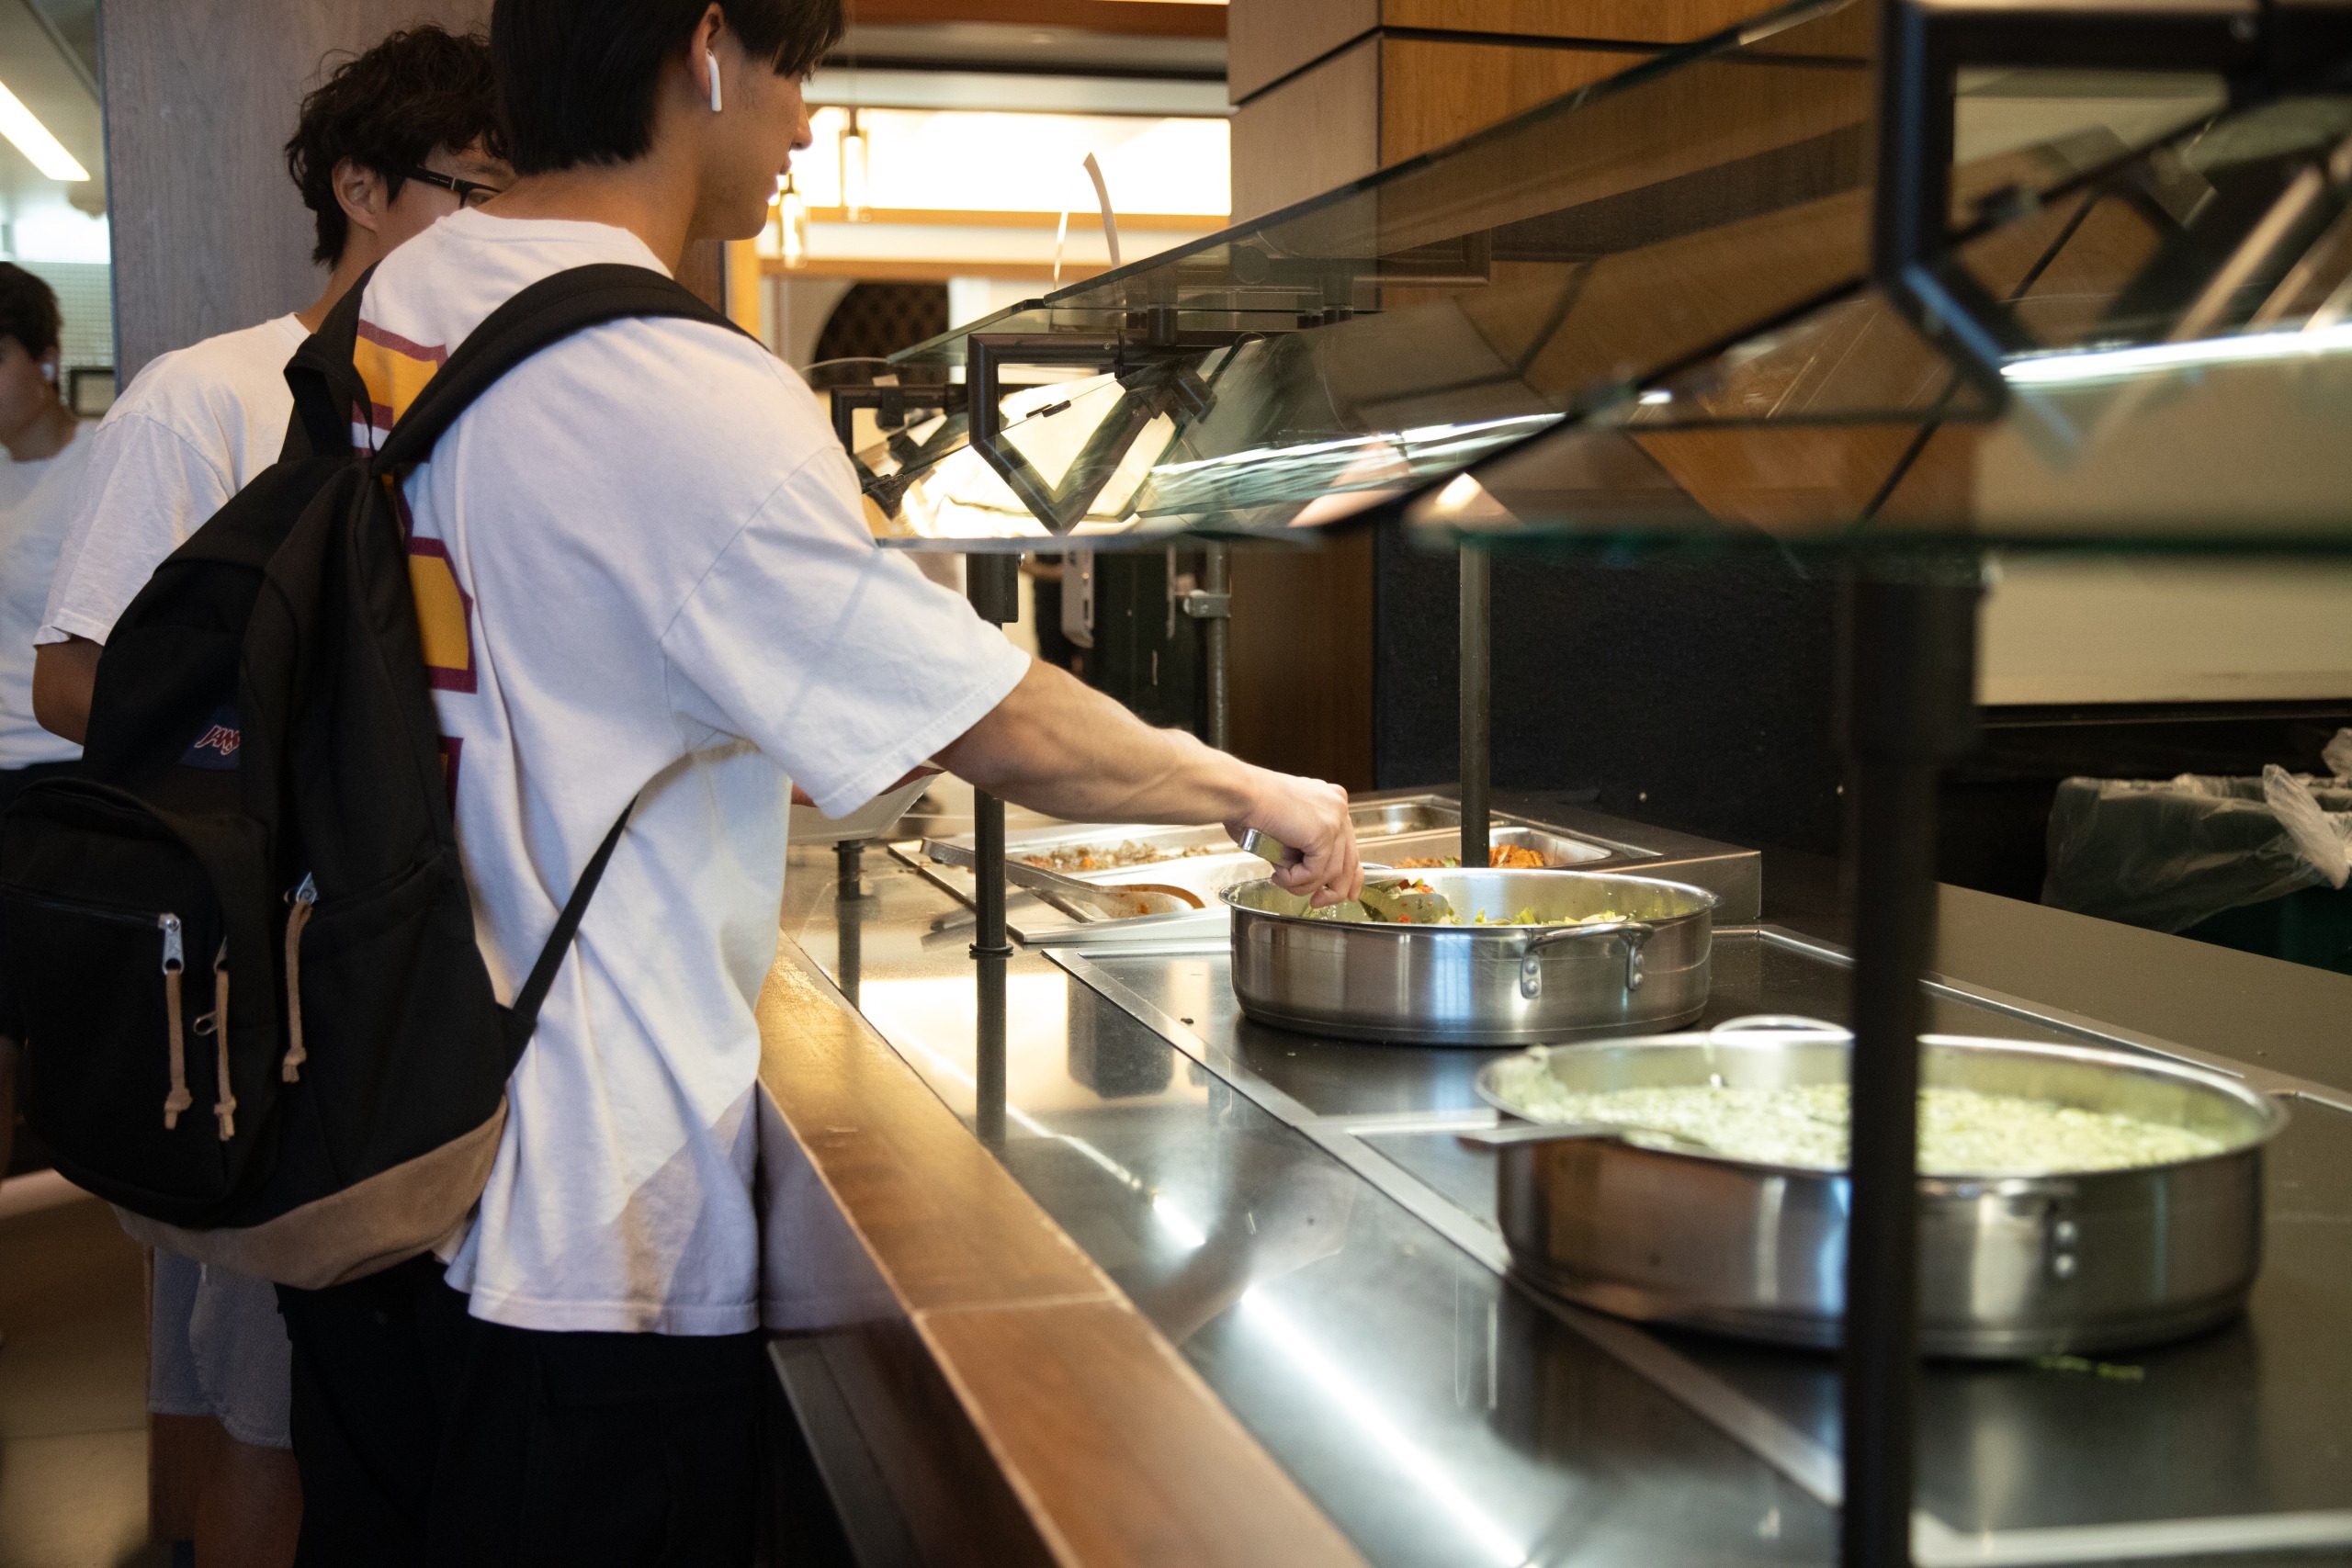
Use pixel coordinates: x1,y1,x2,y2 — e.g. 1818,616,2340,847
1519,920,1655,999
1710,1015,1845,1037
1459,1120,1718,1156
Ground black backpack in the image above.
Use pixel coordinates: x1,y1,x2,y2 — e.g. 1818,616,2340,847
0,264,739,1287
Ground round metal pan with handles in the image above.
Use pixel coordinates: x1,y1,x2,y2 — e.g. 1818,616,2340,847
1222,868,1718,1046
1469,1019,2289,1359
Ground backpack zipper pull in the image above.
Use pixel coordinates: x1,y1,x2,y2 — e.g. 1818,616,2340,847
159,915,191,1130
281,875,318,1082
209,942,235,1141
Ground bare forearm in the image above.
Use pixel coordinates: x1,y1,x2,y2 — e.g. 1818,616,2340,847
31,637,99,745
939,660,1261,826
939,659,1363,905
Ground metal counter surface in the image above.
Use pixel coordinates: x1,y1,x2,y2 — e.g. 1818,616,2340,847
783,847,2352,1568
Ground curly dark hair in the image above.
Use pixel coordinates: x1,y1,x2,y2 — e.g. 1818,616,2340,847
284,27,504,266
494,0,844,176
0,264,60,364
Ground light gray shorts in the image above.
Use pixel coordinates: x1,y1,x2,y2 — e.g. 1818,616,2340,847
149,1249,294,1450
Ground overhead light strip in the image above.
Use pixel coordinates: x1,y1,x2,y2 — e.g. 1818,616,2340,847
0,77,88,182
2003,324,2352,387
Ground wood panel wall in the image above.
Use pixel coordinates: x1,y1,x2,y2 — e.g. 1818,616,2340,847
1225,0,1788,787
1228,36,1381,223
100,0,492,385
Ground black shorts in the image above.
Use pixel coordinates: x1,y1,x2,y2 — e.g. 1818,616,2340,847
276,1257,766,1568
0,759,76,1039
0,757,75,812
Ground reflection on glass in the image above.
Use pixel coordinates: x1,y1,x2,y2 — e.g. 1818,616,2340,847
845,0,2246,549
1407,86,2352,553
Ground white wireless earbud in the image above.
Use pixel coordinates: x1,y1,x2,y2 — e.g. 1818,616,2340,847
707,50,722,113
40,362,54,384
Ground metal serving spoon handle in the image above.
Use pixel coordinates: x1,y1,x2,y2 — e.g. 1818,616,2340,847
1239,828,1289,865
1459,1121,1722,1157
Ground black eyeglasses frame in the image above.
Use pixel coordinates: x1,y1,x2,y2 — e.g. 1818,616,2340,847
402,166,505,209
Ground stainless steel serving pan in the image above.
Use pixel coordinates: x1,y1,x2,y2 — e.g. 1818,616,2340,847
1471,1021,2289,1358
1223,869,1718,1045
923,804,1622,921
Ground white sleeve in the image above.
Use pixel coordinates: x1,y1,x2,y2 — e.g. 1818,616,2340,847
38,412,240,646
659,446,1032,818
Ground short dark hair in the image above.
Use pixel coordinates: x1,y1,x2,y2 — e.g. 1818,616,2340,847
285,27,503,266
493,0,844,176
0,264,60,364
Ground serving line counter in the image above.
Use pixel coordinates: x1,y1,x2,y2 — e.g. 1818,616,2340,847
753,792,2352,1568
767,0,2352,1554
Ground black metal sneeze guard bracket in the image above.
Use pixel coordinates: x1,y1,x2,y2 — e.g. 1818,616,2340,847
1873,0,2352,401
965,323,1246,537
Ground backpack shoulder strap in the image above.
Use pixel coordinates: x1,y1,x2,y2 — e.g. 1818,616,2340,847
367,268,732,1048
503,795,637,1048
281,265,379,460
371,263,743,474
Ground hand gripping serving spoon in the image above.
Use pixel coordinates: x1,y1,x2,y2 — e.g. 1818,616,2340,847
1242,829,1449,921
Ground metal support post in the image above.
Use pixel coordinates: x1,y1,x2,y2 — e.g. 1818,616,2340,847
833,868,863,1010
967,553,1019,1152
1838,564,1980,1568
1460,545,1492,870
1203,543,1231,751
973,792,1008,1152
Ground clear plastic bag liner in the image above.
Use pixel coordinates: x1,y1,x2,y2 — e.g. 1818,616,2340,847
2043,772,2352,933
2324,728,2352,783
2264,764,2352,891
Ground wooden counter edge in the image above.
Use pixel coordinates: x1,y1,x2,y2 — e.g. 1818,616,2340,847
755,939,1372,1568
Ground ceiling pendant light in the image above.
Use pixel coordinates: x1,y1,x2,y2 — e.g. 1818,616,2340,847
775,174,809,270
840,107,872,223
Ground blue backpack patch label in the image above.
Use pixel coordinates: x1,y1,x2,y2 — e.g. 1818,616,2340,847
179,705,242,771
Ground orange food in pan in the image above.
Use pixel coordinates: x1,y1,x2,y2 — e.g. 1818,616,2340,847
1395,844,1549,871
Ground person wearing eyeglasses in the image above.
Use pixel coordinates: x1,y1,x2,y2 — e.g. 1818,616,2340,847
24,28,506,1567
0,262,88,1364
32,28,510,743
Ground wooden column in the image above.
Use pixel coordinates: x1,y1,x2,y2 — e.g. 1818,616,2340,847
1222,0,1784,789
99,0,492,384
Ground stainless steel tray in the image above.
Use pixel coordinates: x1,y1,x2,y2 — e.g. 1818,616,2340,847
1475,1024,2286,1358
908,795,1641,942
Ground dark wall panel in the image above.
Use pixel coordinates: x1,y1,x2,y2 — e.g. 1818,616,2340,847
1374,534,1844,854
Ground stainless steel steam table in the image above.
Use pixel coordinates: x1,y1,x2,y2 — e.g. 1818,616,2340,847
777,795,2352,1568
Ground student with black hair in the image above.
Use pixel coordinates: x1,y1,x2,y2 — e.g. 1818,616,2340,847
265,3,1360,1562
26,28,506,1568
0,263,82,809
0,260,85,1269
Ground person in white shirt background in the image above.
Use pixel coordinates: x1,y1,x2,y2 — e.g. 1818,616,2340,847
23,28,509,1567
0,260,90,1336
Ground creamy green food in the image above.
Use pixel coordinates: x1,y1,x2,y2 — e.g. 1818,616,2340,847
1487,1066,2226,1175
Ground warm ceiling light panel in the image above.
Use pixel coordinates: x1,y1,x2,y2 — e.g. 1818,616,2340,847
0,79,88,181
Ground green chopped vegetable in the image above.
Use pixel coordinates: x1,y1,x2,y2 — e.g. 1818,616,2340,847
1487,1067,2227,1176
2034,1355,2147,1382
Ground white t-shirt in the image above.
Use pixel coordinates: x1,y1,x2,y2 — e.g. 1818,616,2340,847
356,209,1029,1334
0,421,94,766
39,315,308,648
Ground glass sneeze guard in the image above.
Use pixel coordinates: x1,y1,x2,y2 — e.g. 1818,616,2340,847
848,0,2233,552
1406,25,2352,557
